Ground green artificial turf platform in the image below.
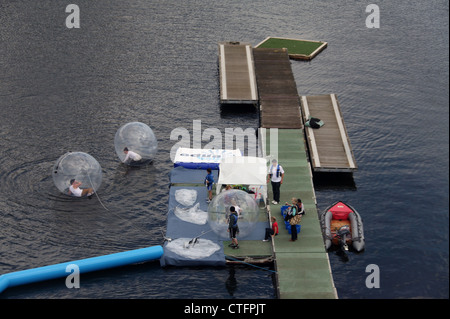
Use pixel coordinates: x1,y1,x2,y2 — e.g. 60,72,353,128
255,37,327,60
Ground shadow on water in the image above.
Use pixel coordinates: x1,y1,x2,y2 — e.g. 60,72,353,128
312,172,357,191
326,244,365,263
219,103,259,119
225,267,237,297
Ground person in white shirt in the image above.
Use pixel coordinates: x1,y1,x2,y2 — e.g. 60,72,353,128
267,159,284,204
123,147,143,165
68,179,94,197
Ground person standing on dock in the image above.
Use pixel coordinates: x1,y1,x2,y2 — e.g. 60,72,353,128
285,198,300,241
267,159,284,204
227,206,239,249
205,168,214,203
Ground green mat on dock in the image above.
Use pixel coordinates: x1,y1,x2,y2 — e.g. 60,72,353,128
256,37,327,59
266,129,337,299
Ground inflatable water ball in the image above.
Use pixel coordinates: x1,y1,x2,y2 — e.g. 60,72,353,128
52,152,102,196
207,189,260,240
114,122,158,166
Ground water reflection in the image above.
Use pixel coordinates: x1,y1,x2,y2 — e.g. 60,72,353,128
225,266,237,297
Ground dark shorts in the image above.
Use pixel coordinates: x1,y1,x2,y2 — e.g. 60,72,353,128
229,227,238,239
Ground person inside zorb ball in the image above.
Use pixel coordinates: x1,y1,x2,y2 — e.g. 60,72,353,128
52,152,102,197
114,122,158,166
207,189,259,240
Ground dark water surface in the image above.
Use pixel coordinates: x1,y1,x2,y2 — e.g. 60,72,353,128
0,0,448,299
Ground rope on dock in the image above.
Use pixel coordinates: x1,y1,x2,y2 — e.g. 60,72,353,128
224,255,277,274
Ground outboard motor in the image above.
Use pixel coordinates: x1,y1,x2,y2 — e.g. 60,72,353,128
336,225,351,251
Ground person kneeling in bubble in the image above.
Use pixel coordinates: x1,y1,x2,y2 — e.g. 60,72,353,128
68,179,95,198
122,147,143,165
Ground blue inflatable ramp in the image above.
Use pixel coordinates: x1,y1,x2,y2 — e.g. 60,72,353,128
0,245,163,293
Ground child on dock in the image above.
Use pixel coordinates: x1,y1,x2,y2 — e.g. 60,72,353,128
263,217,279,241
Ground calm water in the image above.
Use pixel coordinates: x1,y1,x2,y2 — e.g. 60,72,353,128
0,0,448,299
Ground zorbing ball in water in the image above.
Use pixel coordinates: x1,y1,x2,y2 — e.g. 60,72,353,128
207,189,260,239
114,122,158,165
52,152,103,195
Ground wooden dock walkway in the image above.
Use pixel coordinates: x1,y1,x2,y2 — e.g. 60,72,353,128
253,48,303,129
300,94,357,172
263,129,338,299
218,42,258,105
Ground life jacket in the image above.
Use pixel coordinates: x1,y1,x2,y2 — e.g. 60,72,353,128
270,164,281,178
230,213,238,228
205,173,214,184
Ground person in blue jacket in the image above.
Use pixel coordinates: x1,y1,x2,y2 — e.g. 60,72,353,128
227,206,239,249
205,168,214,203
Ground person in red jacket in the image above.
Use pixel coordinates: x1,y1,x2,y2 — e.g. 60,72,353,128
263,217,279,241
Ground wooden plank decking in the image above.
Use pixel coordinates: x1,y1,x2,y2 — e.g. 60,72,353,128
218,42,258,105
300,94,357,172
253,48,303,129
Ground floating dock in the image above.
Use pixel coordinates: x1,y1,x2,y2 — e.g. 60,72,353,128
300,94,357,172
255,37,328,60
262,129,338,299
217,39,342,299
161,165,273,268
253,47,303,129
218,42,258,105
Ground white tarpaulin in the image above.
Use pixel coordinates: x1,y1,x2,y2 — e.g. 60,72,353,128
216,156,268,202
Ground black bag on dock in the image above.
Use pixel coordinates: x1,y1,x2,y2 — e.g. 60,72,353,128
305,116,324,129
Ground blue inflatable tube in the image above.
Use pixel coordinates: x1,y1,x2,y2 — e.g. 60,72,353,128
174,162,220,170
0,245,163,293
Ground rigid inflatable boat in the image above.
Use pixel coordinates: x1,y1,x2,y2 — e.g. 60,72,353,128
320,201,365,252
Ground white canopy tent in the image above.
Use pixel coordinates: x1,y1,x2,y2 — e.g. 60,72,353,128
216,156,268,203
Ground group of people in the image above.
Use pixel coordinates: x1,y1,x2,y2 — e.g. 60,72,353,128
68,147,142,198
203,158,304,247
267,159,305,242
263,198,304,242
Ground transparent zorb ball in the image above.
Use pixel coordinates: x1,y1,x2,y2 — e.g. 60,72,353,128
52,152,102,195
207,189,259,239
114,122,158,165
